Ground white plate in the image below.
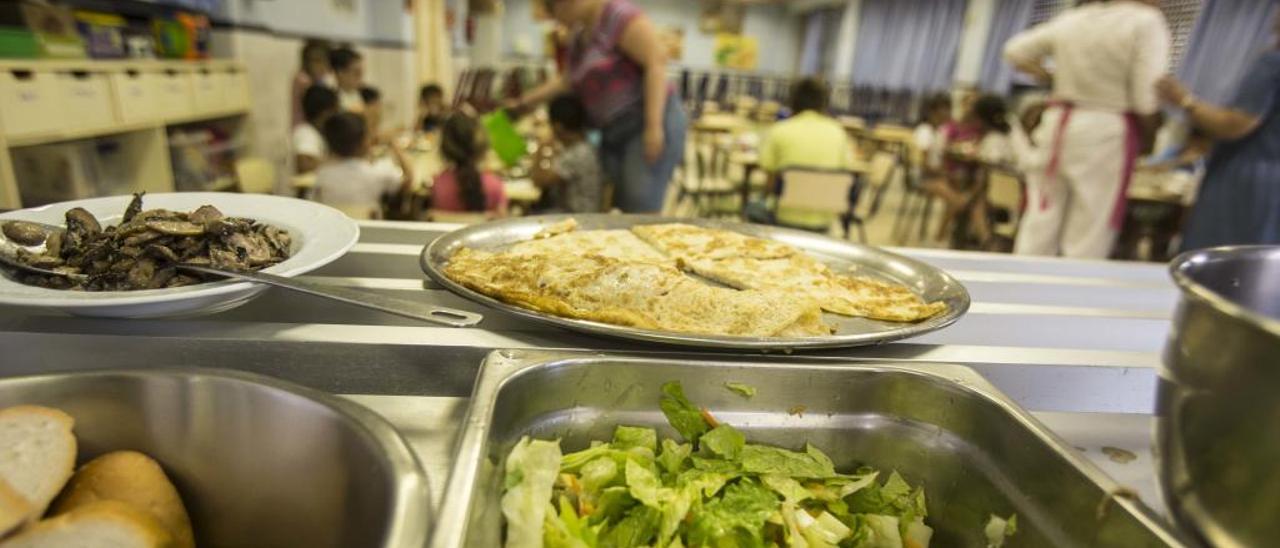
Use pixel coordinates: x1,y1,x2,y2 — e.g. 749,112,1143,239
0,193,359,318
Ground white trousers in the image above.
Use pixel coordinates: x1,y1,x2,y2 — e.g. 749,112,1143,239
1014,107,1129,259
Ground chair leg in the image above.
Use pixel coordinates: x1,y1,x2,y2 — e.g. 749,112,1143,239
891,191,910,243
917,196,934,243
857,221,868,244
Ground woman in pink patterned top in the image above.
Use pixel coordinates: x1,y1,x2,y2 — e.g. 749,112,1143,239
511,0,687,213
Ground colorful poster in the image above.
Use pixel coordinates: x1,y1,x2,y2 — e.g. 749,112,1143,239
713,33,757,70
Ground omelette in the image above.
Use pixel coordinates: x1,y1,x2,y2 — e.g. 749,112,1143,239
442,247,831,337
631,223,947,322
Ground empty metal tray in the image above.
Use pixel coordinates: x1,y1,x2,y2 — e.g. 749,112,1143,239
432,350,1186,547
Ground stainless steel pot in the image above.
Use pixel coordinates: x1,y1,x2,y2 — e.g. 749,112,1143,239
0,369,430,548
1161,246,1280,547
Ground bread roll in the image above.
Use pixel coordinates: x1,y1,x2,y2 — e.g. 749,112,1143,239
1,500,172,548
0,406,76,520
0,477,32,538
52,451,194,548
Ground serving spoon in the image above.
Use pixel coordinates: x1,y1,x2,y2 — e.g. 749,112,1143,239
0,219,483,327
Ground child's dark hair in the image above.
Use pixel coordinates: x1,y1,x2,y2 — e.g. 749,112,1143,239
322,112,367,158
920,93,951,123
548,94,588,133
790,77,829,113
420,84,443,102
359,86,381,105
300,39,330,68
973,94,1011,134
440,114,488,212
302,85,338,123
329,47,361,72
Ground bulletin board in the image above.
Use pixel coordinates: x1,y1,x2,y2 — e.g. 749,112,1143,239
713,33,757,70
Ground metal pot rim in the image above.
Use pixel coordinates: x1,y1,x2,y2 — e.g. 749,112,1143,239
1169,245,1280,338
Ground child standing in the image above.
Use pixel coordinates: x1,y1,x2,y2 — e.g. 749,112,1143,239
314,112,414,219
292,85,338,175
531,94,603,213
431,114,508,217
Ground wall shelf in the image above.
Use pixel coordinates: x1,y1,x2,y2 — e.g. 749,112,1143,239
0,59,252,209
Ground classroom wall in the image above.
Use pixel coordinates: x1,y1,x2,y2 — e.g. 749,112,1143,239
496,0,804,75
209,0,412,43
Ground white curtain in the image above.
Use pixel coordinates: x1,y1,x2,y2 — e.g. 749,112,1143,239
414,0,454,95
799,11,827,76
1177,0,1279,105
977,0,1034,93
850,0,969,93
799,8,845,77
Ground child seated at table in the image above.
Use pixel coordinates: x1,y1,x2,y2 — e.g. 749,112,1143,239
314,112,414,219
432,113,508,217
418,83,448,133
530,94,603,213
292,85,339,175
360,86,383,136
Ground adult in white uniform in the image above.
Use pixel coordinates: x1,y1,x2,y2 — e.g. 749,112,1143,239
1004,0,1170,258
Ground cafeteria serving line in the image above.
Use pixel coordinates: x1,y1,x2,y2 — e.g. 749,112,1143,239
0,217,1202,546
0,0,1276,546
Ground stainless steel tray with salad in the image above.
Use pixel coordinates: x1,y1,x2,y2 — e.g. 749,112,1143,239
431,350,1186,547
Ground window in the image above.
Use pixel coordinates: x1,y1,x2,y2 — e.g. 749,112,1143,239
1028,0,1069,27
1160,0,1203,69
1028,0,1203,69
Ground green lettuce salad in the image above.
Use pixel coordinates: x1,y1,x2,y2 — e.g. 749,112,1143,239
500,381,1016,548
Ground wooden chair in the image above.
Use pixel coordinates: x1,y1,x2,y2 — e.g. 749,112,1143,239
687,139,740,218
892,142,938,245
986,168,1025,244
771,168,865,241
860,151,900,221
234,157,275,194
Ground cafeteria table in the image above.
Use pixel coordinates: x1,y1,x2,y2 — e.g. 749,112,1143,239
0,220,1178,517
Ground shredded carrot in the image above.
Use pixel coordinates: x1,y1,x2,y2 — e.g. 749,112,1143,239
560,473,582,497
700,407,721,428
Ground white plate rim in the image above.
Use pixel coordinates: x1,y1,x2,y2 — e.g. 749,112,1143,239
0,193,359,309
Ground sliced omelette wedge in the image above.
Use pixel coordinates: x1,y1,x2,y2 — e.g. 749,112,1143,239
442,247,832,337
632,223,947,323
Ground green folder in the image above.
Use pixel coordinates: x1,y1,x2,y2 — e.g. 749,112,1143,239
482,109,526,168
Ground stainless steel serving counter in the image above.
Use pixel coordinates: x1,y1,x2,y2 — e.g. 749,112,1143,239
0,220,1178,520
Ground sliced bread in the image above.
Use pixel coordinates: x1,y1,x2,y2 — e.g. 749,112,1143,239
53,451,194,548
0,500,173,548
0,406,76,520
0,477,32,538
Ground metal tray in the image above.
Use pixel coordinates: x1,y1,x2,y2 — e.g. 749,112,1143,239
0,368,430,548
420,214,969,350
430,350,1187,547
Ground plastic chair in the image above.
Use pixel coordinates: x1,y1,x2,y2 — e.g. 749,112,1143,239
234,157,276,194
772,168,864,241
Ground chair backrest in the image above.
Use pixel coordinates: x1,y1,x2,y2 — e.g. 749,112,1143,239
871,124,914,144
335,204,381,220
235,157,276,194
987,168,1025,235
778,169,857,214
987,169,1023,211
865,152,899,191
